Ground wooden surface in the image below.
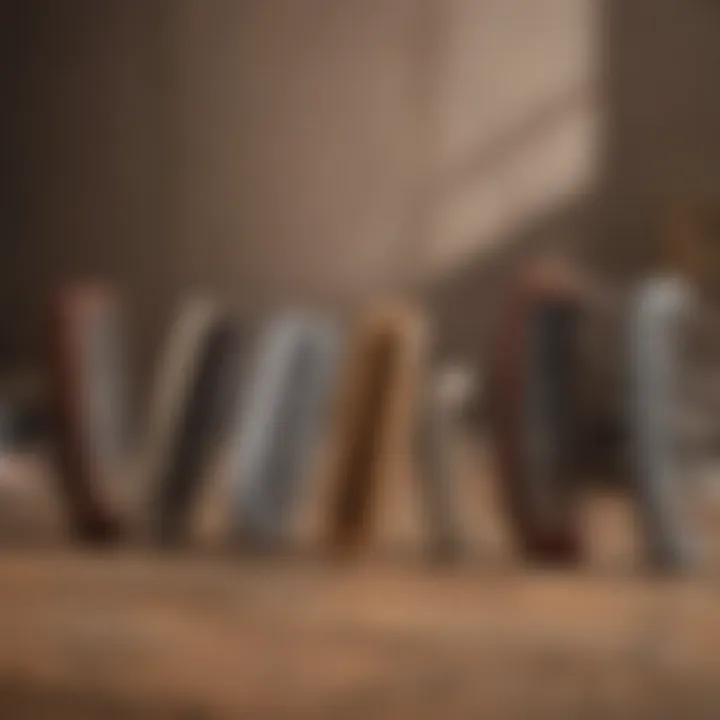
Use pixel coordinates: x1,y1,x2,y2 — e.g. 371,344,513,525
0,450,719,717
1,551,720,718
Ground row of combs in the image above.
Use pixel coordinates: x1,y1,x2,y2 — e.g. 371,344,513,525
48,285,471,560
490,261,696,572
45,259,697,571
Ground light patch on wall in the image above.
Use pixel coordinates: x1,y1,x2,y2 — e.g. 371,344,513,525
425,88,599,277
412,0,601,279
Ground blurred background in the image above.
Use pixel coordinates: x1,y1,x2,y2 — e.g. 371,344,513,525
3,0,720,430
0,0,720,716
0,0,706,365
2,0,719,368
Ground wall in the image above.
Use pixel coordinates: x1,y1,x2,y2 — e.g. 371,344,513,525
598,0,720,274
3,0,599,371
0,2,36,369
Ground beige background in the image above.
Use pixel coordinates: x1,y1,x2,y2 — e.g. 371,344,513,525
2,0,719,373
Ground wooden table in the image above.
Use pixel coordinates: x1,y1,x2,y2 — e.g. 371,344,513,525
0,451,719,717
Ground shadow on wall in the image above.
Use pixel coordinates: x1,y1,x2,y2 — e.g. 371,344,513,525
419,195,598,366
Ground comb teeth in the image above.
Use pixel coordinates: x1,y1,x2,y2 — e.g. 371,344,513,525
628,275,697,572
230,313,341,549
325,301,424,556
48,283,126,544
487,261,585,564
